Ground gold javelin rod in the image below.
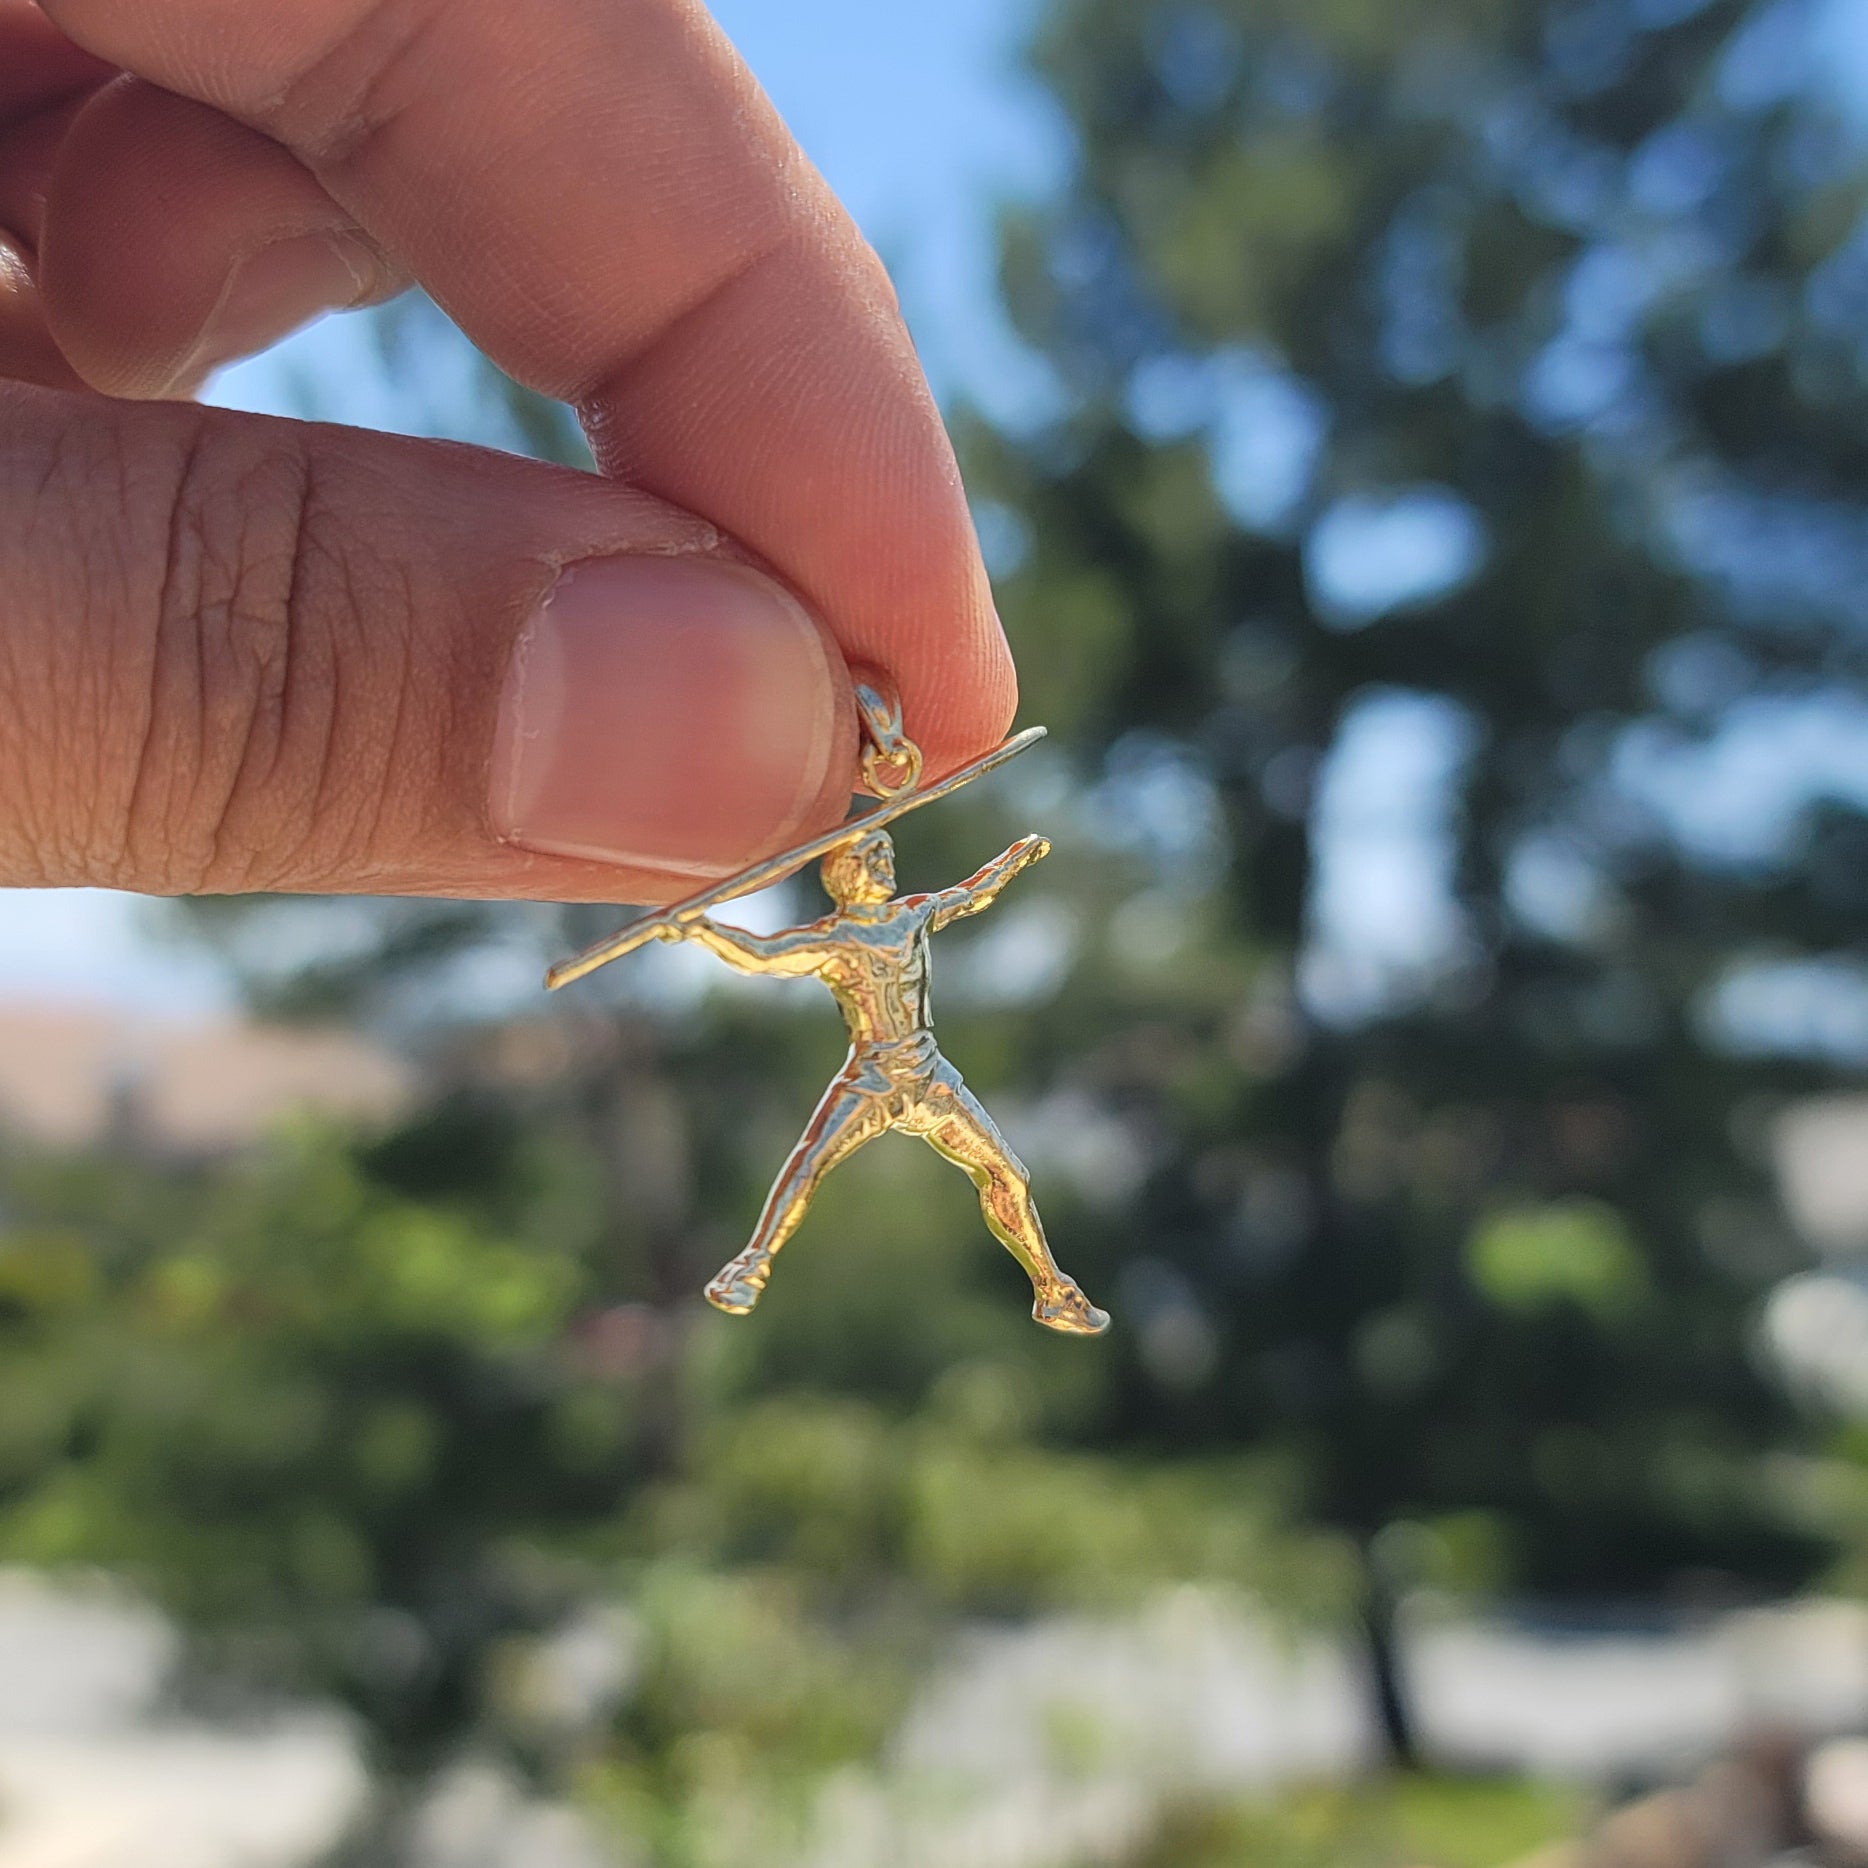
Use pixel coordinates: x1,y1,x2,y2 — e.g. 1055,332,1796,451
545,725,1048,991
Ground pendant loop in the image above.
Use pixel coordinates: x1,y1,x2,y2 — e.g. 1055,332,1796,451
852,671,924,799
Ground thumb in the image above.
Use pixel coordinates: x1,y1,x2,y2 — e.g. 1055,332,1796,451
1,385,860,899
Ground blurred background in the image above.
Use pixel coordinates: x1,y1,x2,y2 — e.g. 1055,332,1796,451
7,0,1868,1861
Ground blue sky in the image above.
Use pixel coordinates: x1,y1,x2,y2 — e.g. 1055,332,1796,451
706,0,1068,419
3,0,1064,1014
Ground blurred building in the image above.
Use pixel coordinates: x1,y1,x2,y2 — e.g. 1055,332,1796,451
0,1003,414,1158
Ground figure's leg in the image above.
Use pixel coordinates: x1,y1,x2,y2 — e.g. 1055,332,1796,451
706,1077,889,1314
920,1078,1110,1336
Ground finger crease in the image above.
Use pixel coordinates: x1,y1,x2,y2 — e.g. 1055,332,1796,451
124,417,212,885
271,0,451,174
574,233,798,413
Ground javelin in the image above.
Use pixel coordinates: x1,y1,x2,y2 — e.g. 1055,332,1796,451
544,725,1048,990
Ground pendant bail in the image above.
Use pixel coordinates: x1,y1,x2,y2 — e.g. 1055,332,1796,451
852,671,924,799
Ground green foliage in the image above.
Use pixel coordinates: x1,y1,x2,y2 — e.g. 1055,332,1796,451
1127,1775,1585,1868
0,1131,639,1778
593,1564,915,1863
0,1108,1347,1857
1467,1201,1646,1320
642,1381,1356,1620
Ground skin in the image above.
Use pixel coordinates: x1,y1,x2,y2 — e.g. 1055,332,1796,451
0,0,1015,900
659,831,1112,1334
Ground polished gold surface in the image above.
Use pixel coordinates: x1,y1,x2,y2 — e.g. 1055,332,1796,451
544,726,1047,990
544,701,1109,1336
655,827,1108,1334
853,674,925,798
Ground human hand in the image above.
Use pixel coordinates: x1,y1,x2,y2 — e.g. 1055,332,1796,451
0,0,1014,901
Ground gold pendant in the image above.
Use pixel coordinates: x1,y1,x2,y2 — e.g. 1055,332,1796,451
544,675,1111,1337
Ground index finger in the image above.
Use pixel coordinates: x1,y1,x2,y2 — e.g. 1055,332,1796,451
37,0,1016,772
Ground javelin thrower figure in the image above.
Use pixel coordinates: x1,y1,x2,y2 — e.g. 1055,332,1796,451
651,826,1110,1335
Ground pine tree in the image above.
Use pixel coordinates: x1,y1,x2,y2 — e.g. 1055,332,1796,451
957,0,1868,1755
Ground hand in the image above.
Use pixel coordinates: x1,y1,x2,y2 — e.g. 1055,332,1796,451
0,0,1015,902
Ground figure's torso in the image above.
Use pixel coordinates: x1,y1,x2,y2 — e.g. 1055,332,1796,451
818,898,934,1045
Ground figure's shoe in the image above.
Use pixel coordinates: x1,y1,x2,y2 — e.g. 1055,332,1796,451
705,1255,772,1315
1033,1282,1111,1336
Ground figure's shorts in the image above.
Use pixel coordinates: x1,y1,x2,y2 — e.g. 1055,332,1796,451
834,1031,967,1135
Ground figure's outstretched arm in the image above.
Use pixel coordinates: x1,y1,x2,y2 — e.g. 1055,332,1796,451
929,836,1051,931
660,917,831,977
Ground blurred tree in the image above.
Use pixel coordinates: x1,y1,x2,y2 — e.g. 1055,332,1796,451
954,0,1868,1758
0,1126,1347,1865
0,1127,655,1856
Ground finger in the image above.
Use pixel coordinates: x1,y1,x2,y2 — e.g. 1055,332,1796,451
40,77,398,397
0,231,84,388
1,381,860,899
0,3,114,127
37,0,1016,779
0,3,111,387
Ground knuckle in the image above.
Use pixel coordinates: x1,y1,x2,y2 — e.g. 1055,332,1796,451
0,396,419,895
115,419,388,894
0,398,164,886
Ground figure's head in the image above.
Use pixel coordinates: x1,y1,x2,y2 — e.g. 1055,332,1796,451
822,829,896,906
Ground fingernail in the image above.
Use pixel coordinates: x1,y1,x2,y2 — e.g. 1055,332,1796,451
490,556,847,877
187,232,377,376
